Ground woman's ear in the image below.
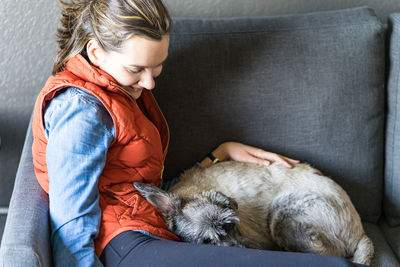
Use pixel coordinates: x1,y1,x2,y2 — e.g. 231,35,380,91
86,39,105,66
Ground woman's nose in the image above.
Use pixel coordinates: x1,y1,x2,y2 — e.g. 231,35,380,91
138,69,155,90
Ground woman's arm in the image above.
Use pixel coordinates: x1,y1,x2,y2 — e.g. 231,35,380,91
45,88,114,267
200,142,299,168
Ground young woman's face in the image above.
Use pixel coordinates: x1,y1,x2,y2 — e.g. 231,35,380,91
94,34,170,99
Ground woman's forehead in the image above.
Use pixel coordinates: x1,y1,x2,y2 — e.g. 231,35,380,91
118,35,170,66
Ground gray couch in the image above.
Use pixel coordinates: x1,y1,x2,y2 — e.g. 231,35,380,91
1,6,400,267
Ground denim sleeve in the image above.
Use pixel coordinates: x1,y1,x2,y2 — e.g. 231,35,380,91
44,87,115,267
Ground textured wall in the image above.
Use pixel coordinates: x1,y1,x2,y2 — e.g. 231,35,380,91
165,0,400,19
0,0,59,207
0,0,399,208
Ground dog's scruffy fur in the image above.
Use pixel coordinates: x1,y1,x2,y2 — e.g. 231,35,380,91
134,161,374,265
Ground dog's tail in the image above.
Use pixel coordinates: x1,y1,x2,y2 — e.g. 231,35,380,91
352,234,374,265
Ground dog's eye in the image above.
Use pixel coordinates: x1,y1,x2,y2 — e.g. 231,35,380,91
203,238,211,244
222,223,235,232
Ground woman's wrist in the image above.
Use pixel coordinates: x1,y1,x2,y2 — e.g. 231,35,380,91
200,143,230,168
212,143,230,162
206,152,220,164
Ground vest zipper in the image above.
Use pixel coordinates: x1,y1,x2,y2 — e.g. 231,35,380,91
148,92,170,159
109,82,170,160
110,82,138,103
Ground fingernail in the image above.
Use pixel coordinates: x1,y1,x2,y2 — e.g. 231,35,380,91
285,162,293,168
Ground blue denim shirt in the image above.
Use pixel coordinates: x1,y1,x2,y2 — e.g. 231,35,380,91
44,87,187,267
44,87,114,267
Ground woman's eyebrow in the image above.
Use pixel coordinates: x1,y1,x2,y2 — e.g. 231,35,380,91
129,56,168,68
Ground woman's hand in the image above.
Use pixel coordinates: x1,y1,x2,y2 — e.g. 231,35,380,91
202,141,299,168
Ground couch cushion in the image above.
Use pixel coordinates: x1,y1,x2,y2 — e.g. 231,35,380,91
385,13,400,227
380,220,400,262
363,222,400,267
155,7,385,223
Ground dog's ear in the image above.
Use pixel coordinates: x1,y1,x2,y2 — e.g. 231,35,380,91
202,190,238,210
133,182,181,218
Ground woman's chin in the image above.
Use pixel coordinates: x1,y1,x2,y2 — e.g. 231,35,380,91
127,87,143,99
131,90,143,99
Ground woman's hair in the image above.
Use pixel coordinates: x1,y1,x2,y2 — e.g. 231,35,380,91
53,0,171,74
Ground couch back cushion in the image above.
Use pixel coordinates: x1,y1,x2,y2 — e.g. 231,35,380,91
155,7,385,223
385,13,400,227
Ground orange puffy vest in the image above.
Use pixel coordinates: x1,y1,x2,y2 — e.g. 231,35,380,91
32,54,180,256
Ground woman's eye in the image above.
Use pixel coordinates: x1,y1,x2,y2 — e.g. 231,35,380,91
128,68,142,74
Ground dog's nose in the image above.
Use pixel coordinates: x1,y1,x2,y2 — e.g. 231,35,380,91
203,238,212,244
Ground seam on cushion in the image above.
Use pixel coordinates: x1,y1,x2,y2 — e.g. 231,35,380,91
389,18,400,217
392,57,400,208
171,21,382,36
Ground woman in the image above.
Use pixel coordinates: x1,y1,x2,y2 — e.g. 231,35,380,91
31,0,362,266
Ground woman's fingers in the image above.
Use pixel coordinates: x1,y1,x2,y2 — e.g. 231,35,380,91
221,141,300,168
251,150,299,168
268,153,293,168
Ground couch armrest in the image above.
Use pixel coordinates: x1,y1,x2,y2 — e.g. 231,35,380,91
0,118,53,267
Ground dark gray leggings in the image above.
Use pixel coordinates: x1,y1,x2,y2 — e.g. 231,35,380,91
100,230,366,267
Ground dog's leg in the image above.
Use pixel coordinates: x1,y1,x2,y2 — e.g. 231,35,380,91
267,194,347,257
270,218,345,256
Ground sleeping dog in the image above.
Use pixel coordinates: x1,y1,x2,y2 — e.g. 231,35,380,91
134,161,374,265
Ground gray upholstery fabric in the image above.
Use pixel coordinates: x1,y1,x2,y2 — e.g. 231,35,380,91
155,7,386,223
380,220,400,262
0,119,52,267
385,13,400,227
363,222,400,267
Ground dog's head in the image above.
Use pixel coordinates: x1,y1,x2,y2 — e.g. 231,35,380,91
134,182,241,246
